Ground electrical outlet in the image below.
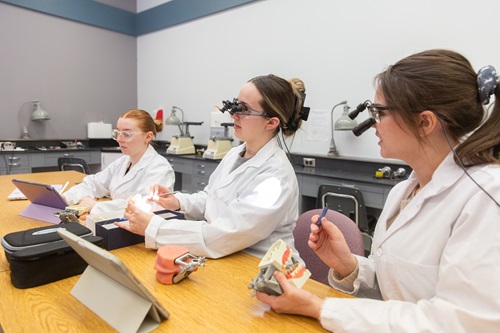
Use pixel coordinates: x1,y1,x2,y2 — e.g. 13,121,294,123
303,158,315,167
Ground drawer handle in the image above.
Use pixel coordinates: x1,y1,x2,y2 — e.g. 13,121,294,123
7,157,20,161
197,171,205,175
8,163,20,167
63,153,74,157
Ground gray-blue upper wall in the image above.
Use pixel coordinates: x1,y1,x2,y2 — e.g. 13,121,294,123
0,0,259,36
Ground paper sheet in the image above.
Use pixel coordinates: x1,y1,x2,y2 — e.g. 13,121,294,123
306,110,330,141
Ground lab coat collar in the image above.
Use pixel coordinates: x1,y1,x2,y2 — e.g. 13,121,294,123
119,145,157,183
379,152,465,242
214,138,281,189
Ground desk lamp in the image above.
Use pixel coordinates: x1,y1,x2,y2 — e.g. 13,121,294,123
165,106,198,155
327,100,357,157
19,100,51,139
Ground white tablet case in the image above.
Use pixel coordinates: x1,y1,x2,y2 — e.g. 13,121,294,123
57,228,169,333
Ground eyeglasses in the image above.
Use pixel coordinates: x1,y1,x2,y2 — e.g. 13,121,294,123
367,103,391,124
111,129,143,141
236,103,268,117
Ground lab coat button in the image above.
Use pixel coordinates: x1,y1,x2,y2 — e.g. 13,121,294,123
377,248,382,256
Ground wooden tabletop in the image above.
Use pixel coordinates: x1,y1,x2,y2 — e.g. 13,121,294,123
0,171,352,332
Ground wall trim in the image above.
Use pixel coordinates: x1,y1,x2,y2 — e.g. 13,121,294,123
136,0,258,35
0,0,259,36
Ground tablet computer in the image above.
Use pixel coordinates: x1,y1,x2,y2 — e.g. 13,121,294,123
56,228,169,328
11,179,67,209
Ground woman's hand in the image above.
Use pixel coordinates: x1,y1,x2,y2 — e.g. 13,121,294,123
148,184,180,211
115,200,154,236
310,214,357,278
78,196,97,210
256,271,323,318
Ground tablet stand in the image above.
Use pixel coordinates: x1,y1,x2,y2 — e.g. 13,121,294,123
71,266,160,333
20,203,61,224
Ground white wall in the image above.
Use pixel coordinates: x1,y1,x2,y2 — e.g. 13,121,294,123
137,0,500,159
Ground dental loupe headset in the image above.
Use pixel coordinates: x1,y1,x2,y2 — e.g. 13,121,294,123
218,93,310,132
347,100,376,136
218,98,242,115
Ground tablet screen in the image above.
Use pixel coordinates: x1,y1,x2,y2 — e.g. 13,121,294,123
11,179,67,209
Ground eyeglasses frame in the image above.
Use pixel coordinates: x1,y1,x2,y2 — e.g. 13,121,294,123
111,129,144,141
367,103,391,124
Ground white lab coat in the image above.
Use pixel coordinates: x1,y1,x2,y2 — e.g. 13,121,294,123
320,153,500,332
145,138,303,263
64,145,175,214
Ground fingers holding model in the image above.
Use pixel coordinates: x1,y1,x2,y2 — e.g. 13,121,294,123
78,196,97,210
309,214,357,278
256,271,323,318
115,200,154,236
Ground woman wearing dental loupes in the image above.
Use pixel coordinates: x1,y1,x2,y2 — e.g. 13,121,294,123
256,50,500,332
116,74,307,262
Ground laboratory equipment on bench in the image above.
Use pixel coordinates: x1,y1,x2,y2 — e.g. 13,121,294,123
375,166,407,179
165,106,203,155
203,122,234,160
166,122,203,155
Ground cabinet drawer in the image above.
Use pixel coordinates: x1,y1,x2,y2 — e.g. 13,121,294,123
300,175,318,197
165,157,189,171
89,151,101,164
192,175,209,192
31,151,91,167
192,161,217,177
0,154,29,171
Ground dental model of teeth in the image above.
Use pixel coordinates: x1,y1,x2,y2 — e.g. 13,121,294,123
248,239,311,296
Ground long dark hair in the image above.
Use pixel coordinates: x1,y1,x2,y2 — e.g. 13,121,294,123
375,49,499,167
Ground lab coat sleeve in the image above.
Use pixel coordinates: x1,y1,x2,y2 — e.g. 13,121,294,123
176,190,208,220
144,169,296,258
63,159,122,204
318,190,500,333
328,255,383,300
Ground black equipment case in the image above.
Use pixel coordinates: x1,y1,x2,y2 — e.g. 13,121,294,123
1,223,103,289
